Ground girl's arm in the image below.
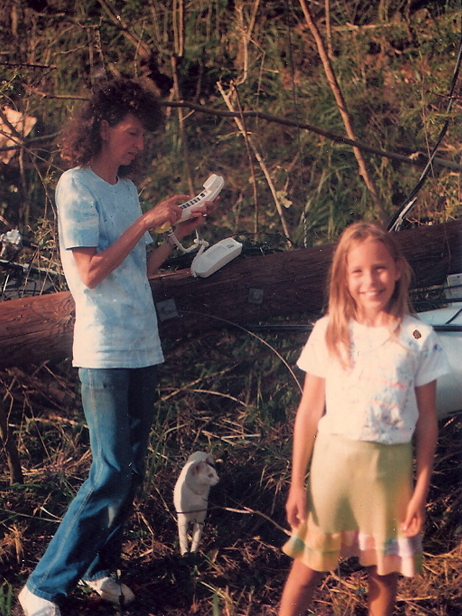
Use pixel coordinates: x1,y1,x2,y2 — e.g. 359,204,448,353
285,373,325,529
72,195,189,288
402,380,438,537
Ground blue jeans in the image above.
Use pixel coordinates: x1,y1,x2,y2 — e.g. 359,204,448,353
26,366,158,602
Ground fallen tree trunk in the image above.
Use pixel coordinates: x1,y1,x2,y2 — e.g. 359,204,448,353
0,220,460,368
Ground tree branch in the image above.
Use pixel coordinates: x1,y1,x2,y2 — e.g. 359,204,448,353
163,101,462,172
8,89,462,173
298,0,387,224
217,82,291,241
0,396,24,484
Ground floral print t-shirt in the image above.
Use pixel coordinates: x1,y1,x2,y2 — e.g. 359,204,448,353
297,315,450,444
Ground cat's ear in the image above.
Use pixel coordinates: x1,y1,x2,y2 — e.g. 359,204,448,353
205,454,215,466
192,461,205,475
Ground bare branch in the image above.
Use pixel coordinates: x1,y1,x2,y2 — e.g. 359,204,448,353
298,0,388,224
218,81,291,241
9,89,462,173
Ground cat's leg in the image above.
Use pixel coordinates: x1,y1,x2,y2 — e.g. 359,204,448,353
190,516,205,553
190,522,202,552
177,515,190,555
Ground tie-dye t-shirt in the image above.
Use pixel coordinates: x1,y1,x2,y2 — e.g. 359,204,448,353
297,315,450,444
56,167,164,368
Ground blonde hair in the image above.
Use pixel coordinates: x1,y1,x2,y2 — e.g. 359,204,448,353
325,221,412,365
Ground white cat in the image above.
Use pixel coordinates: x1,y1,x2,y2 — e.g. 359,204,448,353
173,451,219,555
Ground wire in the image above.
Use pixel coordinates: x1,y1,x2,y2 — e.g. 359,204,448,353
387,33,462,232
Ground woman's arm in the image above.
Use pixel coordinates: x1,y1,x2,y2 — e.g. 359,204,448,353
402,380,438,537
146,208,210,277
285,373,325,529
72,194,189,288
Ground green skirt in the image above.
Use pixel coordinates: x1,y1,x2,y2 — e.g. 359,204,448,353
282,433,422,577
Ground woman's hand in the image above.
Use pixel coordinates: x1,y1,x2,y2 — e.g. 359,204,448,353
285,484,307,530
174,197,219,240
143,194,190,231
146,197,219,277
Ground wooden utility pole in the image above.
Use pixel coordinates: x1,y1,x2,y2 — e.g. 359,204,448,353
0,221,460,369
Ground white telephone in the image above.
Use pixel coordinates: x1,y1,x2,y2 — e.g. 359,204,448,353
178,174,224,222
156,174,224,233
191,237,242,278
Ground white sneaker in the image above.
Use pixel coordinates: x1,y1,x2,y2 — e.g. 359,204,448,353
82,576,135,604
18,586,61,616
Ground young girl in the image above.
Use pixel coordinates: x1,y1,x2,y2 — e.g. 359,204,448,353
19,79,215,616
279,221,450,616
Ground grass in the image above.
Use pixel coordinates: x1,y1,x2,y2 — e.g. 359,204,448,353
0,328,461,616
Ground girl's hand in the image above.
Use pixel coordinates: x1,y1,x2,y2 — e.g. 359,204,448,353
402,381,438,538
143,194,190,230
401,495,426,537
285,484,307,530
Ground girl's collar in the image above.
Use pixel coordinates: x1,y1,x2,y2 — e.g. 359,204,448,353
349,319,398,352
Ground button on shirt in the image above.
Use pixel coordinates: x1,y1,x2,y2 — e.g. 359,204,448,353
297,315,450,444
56,167,164,369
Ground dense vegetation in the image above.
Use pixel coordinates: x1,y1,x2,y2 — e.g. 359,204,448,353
0,1,461,615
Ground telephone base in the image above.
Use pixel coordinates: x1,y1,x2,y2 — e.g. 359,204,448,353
191,238,242,278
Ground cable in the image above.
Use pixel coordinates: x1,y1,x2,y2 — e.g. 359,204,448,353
387,33,462,232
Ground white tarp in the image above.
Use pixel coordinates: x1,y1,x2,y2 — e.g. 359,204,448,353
419,302,462,417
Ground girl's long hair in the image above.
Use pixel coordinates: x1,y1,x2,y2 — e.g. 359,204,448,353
325,221,413,366
58,79,163,177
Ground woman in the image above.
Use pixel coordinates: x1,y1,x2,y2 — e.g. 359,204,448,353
19,78,215,616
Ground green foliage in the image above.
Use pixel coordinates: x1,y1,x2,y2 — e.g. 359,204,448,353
0,582,13,616
0,0,460,262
